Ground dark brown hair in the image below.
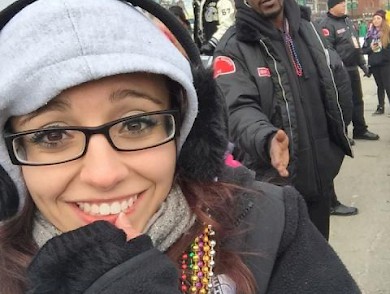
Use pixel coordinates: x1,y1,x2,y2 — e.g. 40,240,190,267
0,196,37,294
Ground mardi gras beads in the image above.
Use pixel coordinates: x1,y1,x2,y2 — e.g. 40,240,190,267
180,225,216,293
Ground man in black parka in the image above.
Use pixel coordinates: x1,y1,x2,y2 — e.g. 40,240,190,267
214,0,353,239
320,0,380,143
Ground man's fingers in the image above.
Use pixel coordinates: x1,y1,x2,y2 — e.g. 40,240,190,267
275,130,285,141
278,166,289,177
275,129,289,143
271,157,289,178
270,130,290,177
276,162,289,177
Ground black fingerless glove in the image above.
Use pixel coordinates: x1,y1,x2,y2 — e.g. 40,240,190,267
27,221,152,294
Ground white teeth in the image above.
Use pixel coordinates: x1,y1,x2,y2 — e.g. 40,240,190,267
121,200,128,211
110,202,121,214
99,203,110,216
91,204,99,215
84,203,91,213
77,195,138,216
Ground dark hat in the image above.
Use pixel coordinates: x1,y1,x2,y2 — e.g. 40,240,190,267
373,9,386,19
328,0,344,9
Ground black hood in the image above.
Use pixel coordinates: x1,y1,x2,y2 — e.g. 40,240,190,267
235,0,311,42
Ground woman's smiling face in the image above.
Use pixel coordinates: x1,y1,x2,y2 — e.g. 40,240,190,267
11,73,177,233
372,15,383,28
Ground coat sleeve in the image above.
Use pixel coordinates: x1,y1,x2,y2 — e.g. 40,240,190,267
27,221,180,294
361,36,373,55
319,18,337,50
214,36,278,168
328,48,353,126
267,186,361,294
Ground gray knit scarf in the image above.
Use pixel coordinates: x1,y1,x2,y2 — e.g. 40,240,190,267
33,184,195,252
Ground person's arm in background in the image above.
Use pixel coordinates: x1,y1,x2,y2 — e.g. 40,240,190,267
320,18,337,50
214,39,288,177
358,45,370,76
361,35,374,55
347,18,371,75
200,0,235,55
328,48,353,126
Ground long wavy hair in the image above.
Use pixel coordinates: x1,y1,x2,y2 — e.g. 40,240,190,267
380,20,390,48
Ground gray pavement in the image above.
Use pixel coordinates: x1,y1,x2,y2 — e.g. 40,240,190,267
330,71,390,294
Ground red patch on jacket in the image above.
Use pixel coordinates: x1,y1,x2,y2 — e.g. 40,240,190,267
213,56,236,78
257,67,271,77
322,28,330,37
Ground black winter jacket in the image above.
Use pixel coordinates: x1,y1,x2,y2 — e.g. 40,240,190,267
26,166,360,293
214,0,352,202
320,13,366,70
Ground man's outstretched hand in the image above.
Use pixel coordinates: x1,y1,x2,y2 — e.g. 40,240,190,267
269,129,290,177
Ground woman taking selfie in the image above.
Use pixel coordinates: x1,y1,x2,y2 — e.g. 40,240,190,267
0,0,359,293
362,10,390,115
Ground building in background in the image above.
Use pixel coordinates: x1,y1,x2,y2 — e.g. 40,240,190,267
297,0,386,20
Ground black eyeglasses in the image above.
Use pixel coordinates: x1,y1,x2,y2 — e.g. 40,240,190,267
4,109,179,166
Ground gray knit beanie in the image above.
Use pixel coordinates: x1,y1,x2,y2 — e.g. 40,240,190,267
0,0,198,209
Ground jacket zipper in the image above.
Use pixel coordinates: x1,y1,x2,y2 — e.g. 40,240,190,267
233,199,254,227
259,39,295,155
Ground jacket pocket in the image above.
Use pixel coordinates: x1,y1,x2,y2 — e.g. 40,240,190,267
314,138,344,187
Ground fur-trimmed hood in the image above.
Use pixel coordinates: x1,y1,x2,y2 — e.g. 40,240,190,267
177,66,229,181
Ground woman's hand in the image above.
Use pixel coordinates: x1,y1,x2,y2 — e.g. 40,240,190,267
115,212,141,241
